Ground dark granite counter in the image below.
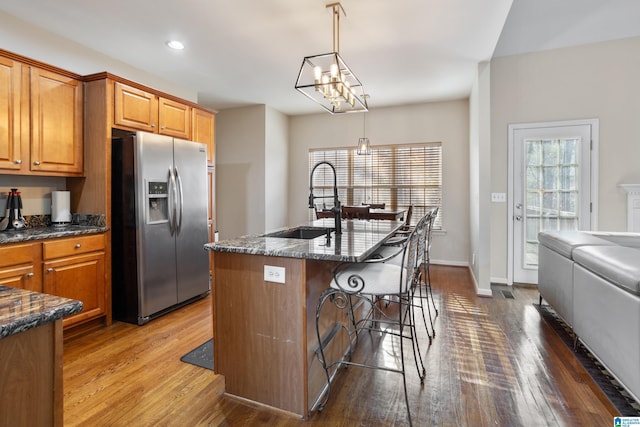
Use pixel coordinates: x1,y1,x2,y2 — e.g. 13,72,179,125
0,225,109,245
0,286,83,339
205,218,403,263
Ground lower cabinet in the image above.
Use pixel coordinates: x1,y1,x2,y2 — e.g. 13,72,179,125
0,242,41,292
42,234,106,329
0,234,106,330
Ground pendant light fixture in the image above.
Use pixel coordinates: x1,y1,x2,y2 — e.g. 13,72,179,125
356,94,371,155
295,2,368,114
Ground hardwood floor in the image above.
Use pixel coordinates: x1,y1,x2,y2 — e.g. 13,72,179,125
63,265,619,426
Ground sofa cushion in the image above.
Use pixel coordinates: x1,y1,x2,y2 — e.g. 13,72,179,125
572,245,640,295
588,232,640,249
538,230,612,259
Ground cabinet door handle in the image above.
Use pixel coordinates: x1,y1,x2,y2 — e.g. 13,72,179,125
75,243,82,248
151,124,156,128
14,159,22,164
26,272,34,278
34,161,41,166
47,268,54,273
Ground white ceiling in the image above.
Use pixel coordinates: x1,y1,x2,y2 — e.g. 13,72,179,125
1,0,640,115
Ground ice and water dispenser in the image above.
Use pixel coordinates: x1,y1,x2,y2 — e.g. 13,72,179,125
146,181,169,224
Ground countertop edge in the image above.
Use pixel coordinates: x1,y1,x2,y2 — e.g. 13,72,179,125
0,225,109,245
205,220,403,263
0,286,83,339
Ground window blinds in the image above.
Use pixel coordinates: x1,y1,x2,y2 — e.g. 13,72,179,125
309,142,442,229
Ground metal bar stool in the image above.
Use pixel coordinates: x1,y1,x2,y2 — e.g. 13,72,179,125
314,224,425,426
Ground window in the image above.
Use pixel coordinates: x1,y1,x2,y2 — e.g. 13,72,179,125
309,142,442,229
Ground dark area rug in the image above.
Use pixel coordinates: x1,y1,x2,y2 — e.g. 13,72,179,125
180,339,214,371
534,303,640,416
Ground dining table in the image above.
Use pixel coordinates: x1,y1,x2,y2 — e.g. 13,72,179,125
316,207,405,221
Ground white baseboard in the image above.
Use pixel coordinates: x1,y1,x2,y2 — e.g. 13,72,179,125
490,276,509,285
431,259,468,267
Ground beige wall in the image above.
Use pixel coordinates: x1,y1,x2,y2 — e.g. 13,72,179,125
216,105,266,239
469,62,492,295
490,36,640,282
288,100,471,265
265,107,289,231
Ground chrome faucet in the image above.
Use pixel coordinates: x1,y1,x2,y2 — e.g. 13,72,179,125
309,161,341,234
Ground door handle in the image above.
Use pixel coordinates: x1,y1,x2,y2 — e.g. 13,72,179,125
515,215,522,221
168,166,177,235
515,203,523,209
175,167,184,234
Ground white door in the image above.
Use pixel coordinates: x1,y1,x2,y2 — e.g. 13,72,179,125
508,120,598,284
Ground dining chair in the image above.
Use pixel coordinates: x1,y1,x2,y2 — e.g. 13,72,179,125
314,222,425,426
383,205,414,246
315,204,335,219
362,202,386,209
341,205,370,220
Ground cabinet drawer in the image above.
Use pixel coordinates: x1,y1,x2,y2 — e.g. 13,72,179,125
42,234,105,260
0,243,37,268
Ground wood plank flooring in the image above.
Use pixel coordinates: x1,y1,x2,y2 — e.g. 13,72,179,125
63,265,619,426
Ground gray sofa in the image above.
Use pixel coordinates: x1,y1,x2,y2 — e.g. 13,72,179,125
538,230,640,403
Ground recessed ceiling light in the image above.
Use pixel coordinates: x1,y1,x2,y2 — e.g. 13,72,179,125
166,40,185,50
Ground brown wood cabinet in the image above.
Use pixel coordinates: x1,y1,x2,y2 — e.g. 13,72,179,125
0,320,64,427
193,108,215,165
0,52,83,176
0,234,107,330
30,68,83,174
114,81,192,140
0,242,42,292
42,234,106,329
0,56,23,171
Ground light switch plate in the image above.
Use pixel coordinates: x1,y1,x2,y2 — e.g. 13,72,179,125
491,192,507,203
264,265,286,284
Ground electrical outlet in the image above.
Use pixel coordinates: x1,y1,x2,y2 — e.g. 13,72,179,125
264,265,286,284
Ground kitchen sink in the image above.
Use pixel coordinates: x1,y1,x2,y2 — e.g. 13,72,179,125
265,226,332,240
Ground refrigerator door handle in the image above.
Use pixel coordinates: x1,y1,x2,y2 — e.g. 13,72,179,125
168,166,177,235
175,167,184,234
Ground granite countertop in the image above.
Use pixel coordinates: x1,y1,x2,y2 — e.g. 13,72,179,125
205,218,403,263
0,286,83,339
0,225,109,245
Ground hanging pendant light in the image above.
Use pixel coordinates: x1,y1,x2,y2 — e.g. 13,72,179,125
295,2,368,114
357,94,371,155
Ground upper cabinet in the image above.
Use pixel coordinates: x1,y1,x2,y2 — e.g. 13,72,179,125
0,52,83,176
114,82,192,140
192,108,215,165
0,56,22,171
30,68,83,174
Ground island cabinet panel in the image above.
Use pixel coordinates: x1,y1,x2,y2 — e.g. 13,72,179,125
304,259,349,410
0,320,63,427
214,252,306,416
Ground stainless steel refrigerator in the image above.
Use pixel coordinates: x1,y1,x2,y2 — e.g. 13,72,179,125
111,129,210,325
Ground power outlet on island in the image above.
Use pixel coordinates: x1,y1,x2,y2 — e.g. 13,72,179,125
264,265,286,284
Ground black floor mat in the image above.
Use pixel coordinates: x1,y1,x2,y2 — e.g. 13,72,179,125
180,339,214,371
534,303,640,416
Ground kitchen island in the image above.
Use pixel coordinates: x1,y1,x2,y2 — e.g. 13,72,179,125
205,218,402,418
0,286,82,426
